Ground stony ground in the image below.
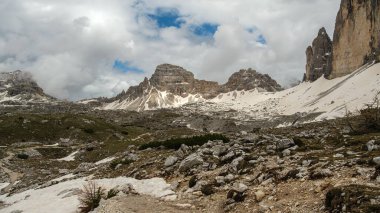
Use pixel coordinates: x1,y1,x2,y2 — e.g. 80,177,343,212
0,107,380,212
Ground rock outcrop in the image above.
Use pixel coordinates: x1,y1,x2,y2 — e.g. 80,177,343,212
221,68,282,92
331,0,380,78
150,64,219,99
0,70,54,103
305,0,380,80
101,64,282,111
304,28,333,82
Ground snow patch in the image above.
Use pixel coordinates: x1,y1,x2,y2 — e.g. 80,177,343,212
95,157,116,165
0,182,9,191
57,151,78,162
0,177,175,213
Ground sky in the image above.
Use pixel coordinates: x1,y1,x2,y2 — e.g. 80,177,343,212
0,0,341,100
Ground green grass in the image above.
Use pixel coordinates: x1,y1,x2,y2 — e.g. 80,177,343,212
0,113,141,146
139,134,229,150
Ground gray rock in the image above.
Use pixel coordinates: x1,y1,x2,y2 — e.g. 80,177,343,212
221,151,237,162
224,174,235,183
124,153,139,162
233,183,248,193
229,156,245,173
282,149,291,157
276,138,295,151
215,176,225,185
373,157,380,166
164,156,178,167
366,140,379,152
179,153,204,172
211,145,228,157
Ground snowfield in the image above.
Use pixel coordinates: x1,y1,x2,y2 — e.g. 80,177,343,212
0,177,176,213
99,62,380,122
209,62,380,121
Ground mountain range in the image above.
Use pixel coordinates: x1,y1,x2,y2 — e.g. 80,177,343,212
0,0,379,122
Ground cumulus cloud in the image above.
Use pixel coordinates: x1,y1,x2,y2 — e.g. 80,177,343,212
0,0,340,100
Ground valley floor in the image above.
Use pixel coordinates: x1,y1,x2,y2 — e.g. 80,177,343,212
0,108,379,213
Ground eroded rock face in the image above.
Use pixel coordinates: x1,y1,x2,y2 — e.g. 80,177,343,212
304,28,333,82
150,64,219,98
221,69,282,92
331,0,380,78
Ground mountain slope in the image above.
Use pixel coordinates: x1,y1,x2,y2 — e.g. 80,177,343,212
0,71,55,104
208,62,380,121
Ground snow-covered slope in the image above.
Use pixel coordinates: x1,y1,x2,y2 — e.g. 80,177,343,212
103,87,204,111
208,62,380,121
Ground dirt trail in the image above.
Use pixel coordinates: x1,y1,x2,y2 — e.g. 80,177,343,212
95,195,213,213
0,152,23,193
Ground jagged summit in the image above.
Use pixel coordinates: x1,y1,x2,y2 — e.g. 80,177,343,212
304,27,333,82
100,64,282,111
0,70,54,104
221,68,282,92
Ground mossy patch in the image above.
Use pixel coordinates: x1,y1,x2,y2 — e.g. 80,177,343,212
325,185,380,213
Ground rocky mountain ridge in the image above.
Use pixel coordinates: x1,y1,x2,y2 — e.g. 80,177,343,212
305,0,380,82
0,70,54,104
101,64,282,111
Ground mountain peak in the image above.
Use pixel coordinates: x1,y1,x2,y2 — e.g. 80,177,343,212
0,70,54,103
222,68,282,92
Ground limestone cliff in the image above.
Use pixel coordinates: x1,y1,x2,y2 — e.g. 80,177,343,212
331,0,380,78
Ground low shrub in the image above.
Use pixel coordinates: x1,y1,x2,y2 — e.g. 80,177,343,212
17,153,29,160
106,188,119,199
78,182,105,213
82,128,95,134
139,134,229,150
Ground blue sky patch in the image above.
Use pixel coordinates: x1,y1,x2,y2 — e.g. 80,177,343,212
247,27,257,33
257,34,267,44
191,23,219,37
113,60,144,74
148,8,185,28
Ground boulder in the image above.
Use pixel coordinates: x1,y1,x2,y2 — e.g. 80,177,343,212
276,139,295,151
164,156,178,167
179,153,204,172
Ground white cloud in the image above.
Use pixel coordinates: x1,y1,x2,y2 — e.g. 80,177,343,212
0,0,341,100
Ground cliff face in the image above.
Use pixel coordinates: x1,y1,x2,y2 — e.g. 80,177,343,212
304,28,333,82
331,0,380,78
149,64,219,99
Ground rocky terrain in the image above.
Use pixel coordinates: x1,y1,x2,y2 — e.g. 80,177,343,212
0,107,379,213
